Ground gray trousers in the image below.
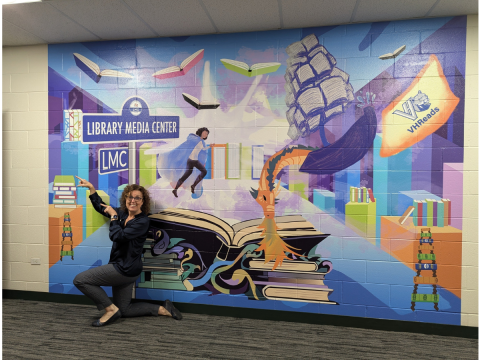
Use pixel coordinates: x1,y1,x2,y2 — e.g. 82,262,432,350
73,264,159,317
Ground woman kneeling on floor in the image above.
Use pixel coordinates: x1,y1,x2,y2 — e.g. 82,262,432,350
73,177,182,326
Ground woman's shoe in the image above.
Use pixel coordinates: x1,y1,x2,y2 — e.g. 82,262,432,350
163,299,183,320
92,309,122,327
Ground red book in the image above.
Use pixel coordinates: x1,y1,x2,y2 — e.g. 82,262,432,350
367,188,375,202
55,194,77,199
152,49,204,80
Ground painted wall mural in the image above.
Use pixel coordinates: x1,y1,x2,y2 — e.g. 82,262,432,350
48,16,467,325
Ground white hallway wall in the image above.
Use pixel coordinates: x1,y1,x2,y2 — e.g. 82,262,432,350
2,15,478,326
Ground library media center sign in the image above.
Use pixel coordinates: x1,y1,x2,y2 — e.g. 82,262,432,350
81,97,179,143
75,97,179,174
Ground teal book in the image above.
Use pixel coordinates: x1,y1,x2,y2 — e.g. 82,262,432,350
138,280,187,291
150,269,182,278
437,200,444,227
413,200,419,226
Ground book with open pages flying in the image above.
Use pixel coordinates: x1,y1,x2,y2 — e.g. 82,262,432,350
152,49,204,79
73,53,133,83
182,93,220,110
378,45,406,60
220,59,281,77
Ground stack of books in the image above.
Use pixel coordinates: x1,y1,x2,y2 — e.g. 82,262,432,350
349,186,375,203
412,199,451,227
138,236,194,291
53,175,77,208
249,258,337,304
139,249,187,290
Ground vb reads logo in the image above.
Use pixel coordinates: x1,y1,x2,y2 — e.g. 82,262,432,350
392,90,439,133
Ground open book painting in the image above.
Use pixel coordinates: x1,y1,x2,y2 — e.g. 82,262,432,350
152,49,204,80
73,53,133,83
220,59,281,77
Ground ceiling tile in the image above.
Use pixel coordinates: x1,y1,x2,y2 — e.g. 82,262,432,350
123,0,216,37
50,0,157,41
2,19,47,47
354,0,437,23
3,2,101,44
428,0,478,17
281,0,356,29
202,0,280,33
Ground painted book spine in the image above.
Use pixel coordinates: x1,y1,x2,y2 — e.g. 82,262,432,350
417,201,423,226
437,201,444,227
413,200,418,226
426,199,433,227
421,200,427,227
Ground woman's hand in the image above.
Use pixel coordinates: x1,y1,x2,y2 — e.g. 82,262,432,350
75,176,93,190
101,204,117,217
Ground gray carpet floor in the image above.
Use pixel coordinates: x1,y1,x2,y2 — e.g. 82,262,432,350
3,299,478,359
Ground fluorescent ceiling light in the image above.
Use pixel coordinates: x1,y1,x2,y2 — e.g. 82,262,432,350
2,0,42,4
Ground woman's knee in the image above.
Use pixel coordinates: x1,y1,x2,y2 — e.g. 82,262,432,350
73,273,86,287
73,275,81,287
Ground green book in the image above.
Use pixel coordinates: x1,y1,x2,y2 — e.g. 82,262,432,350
151,272,182,281
417,253,436,260
139,143,157,188
220,59,281,77
138,281,187,291
437,201,444,227
411,293,439,302
425,199,434,227
53,175,75,186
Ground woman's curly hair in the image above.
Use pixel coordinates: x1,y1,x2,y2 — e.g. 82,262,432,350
119,184,151,214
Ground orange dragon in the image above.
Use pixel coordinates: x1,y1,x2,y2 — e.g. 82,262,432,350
250,145,314,270
249,106,377,270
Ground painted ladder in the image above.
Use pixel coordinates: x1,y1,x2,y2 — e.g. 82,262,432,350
411,228,439,311
60,212,74,261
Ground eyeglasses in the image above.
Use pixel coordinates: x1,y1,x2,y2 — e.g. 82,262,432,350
127,196,143,202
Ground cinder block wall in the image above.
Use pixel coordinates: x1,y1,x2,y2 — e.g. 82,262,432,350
3,44,49,292
461,15,479,327
2,15,478,326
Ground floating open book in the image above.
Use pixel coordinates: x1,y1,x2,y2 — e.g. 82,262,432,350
149,208,329,250
73,53,133,83
378,45,406,60
220,59,281,77
152,49,204,80
182,93,220,110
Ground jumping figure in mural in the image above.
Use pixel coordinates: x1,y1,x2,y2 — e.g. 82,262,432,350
73,177,183,326
172,127,212,197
